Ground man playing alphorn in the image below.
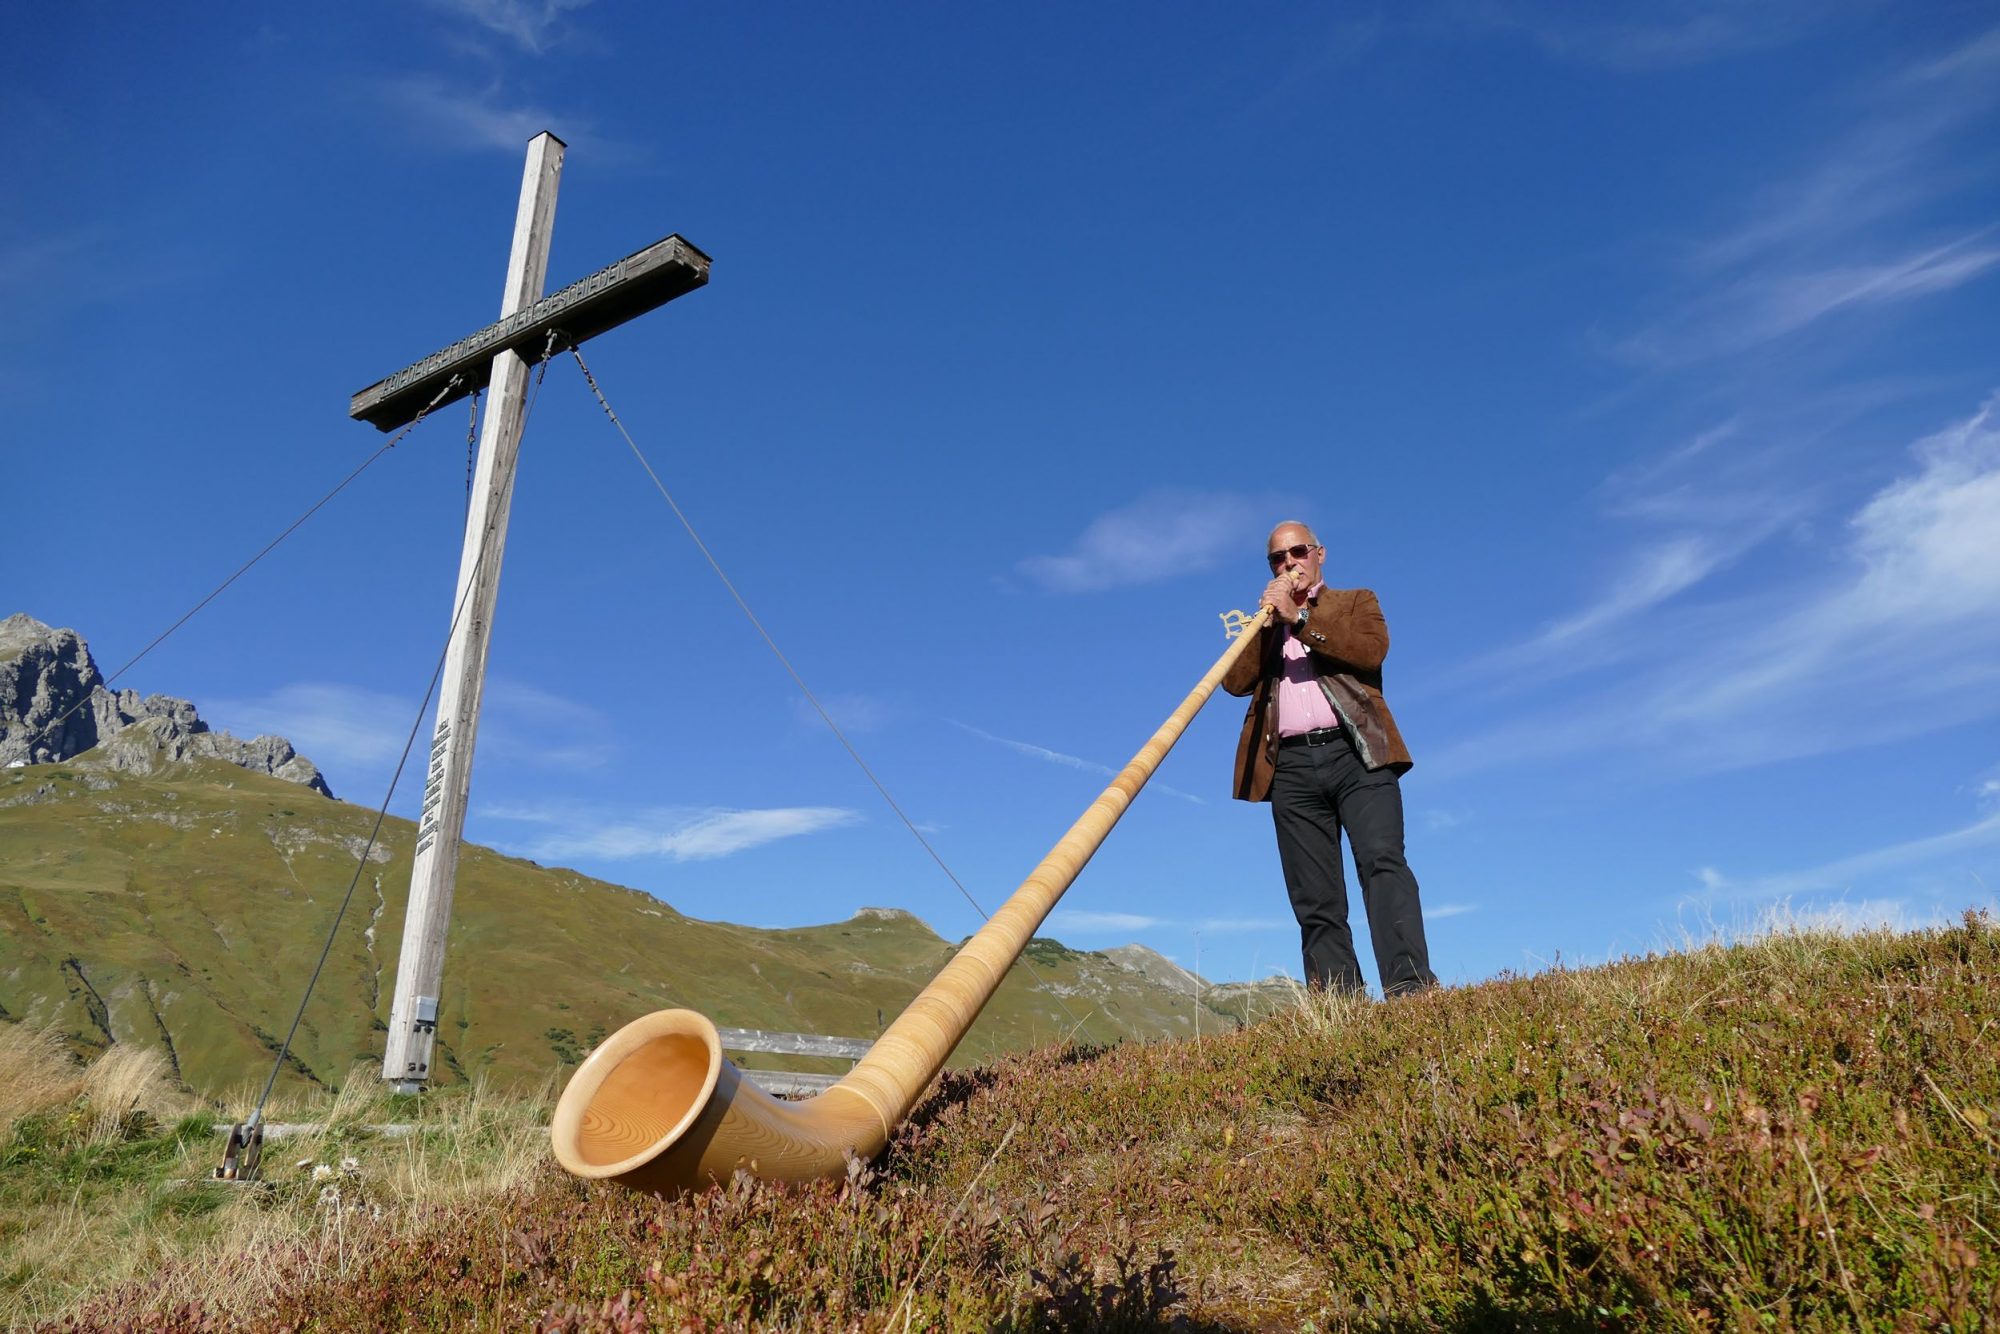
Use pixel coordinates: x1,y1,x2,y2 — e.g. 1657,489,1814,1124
1223,521,1438,996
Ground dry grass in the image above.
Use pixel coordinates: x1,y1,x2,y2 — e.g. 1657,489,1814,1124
12,911,2000,1331
1277,973,1394,1036
79,1043,192,1145
0,1025,85,1127
0,1023,195,1148
111,1070,563,1326
0,1092,221,1328
0,1038,560,1330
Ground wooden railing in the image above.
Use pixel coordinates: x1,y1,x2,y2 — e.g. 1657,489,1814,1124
715,1027,873,1098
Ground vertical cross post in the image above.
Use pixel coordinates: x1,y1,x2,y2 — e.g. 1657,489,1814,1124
382,132,565,1091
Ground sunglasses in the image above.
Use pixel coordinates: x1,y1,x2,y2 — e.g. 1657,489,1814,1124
1267,543,1318,570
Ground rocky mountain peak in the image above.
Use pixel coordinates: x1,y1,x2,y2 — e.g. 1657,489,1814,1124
851,906,928,926
1105,943,1207,990
0,613,334,797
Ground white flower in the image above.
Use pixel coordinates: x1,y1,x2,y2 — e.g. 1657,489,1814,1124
340,1156,360,1175
311,1163,334,1181
317,1185,341,1207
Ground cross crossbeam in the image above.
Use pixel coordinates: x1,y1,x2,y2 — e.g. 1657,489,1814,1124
349,233,709,431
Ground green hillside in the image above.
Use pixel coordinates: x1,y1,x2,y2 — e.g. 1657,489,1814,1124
0,758,1278,1100
18,913,1995,1329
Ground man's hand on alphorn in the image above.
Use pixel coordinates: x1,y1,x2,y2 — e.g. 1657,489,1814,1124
1260,572,1306,622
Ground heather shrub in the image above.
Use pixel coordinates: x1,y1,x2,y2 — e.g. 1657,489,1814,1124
21,912,2000,1331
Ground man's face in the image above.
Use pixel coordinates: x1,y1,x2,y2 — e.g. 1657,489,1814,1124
1267,524,1324,588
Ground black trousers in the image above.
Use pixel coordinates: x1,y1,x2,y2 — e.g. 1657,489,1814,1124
1269,735,1437,996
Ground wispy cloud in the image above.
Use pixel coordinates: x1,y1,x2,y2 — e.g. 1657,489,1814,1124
1534,535,1737,645
1014,490,1275,594
1612,27,2000,365
1621,234,2000,366
206,675,621,796
1598,386,1930,529
1845,398,2000,616
374,73,581,153
484,803,862,862
1235,11,1383,124
1457,511,1799,687
478,678,615,771
1045,910,1296,935
1752,236,1999,338
0,231,103,293
1604,419,1741,493
1434,392,2000,775
1693,84,1998,273
1759,898,1961,934
1903,24,2000,88
1048,910,1166,932
0,224,188,325
1659,894,1963,955
1458,1,1842,70
1685,816,2000,920
954,721,1205,804
1194,916,1296,932
207,682,417,771
1426,902,1479,920
1670,763,2000,937
424,0,593,54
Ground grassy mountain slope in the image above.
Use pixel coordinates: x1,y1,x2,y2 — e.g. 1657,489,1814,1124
0,760,1278,1100
20,914,1996,1330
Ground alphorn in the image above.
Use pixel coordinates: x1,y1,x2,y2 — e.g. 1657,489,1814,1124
550,604,1275,1194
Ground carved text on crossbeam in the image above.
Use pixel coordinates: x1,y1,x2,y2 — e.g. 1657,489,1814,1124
349,234,711,431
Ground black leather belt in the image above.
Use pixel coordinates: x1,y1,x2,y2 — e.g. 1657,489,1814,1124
1279,726,1345,748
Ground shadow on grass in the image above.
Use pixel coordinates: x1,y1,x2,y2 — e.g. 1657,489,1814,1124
991,1316,1242,1332
1162,1300,1633,1333
1049,1039,1124,1070
892,1041,1129,1149
1364,1304,1631,1332
897,1065,1001,1135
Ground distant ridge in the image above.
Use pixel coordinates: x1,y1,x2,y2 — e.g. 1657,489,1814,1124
0,613,332,796
0,760,1292,1098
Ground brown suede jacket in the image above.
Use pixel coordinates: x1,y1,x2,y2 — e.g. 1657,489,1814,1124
1221,586,1412,802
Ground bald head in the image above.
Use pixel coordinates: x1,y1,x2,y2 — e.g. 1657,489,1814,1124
1265,521,1325,586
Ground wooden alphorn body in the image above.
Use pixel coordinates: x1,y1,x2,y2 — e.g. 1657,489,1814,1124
550,606,1273,1194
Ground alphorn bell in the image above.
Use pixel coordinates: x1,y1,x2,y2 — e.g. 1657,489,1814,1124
550,603,1277,1194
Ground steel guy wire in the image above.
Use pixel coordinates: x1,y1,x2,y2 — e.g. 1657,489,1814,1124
247,345,557,1128
565,346,1102,1044
247,561,470,1129
13,376,466,762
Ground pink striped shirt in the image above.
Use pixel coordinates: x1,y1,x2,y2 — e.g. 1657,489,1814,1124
1276,584,1341,737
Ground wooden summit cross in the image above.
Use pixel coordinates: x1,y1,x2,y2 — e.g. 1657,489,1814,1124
353,132,710,1092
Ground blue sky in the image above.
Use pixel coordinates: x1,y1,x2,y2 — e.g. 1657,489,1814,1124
6,3,1998,993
